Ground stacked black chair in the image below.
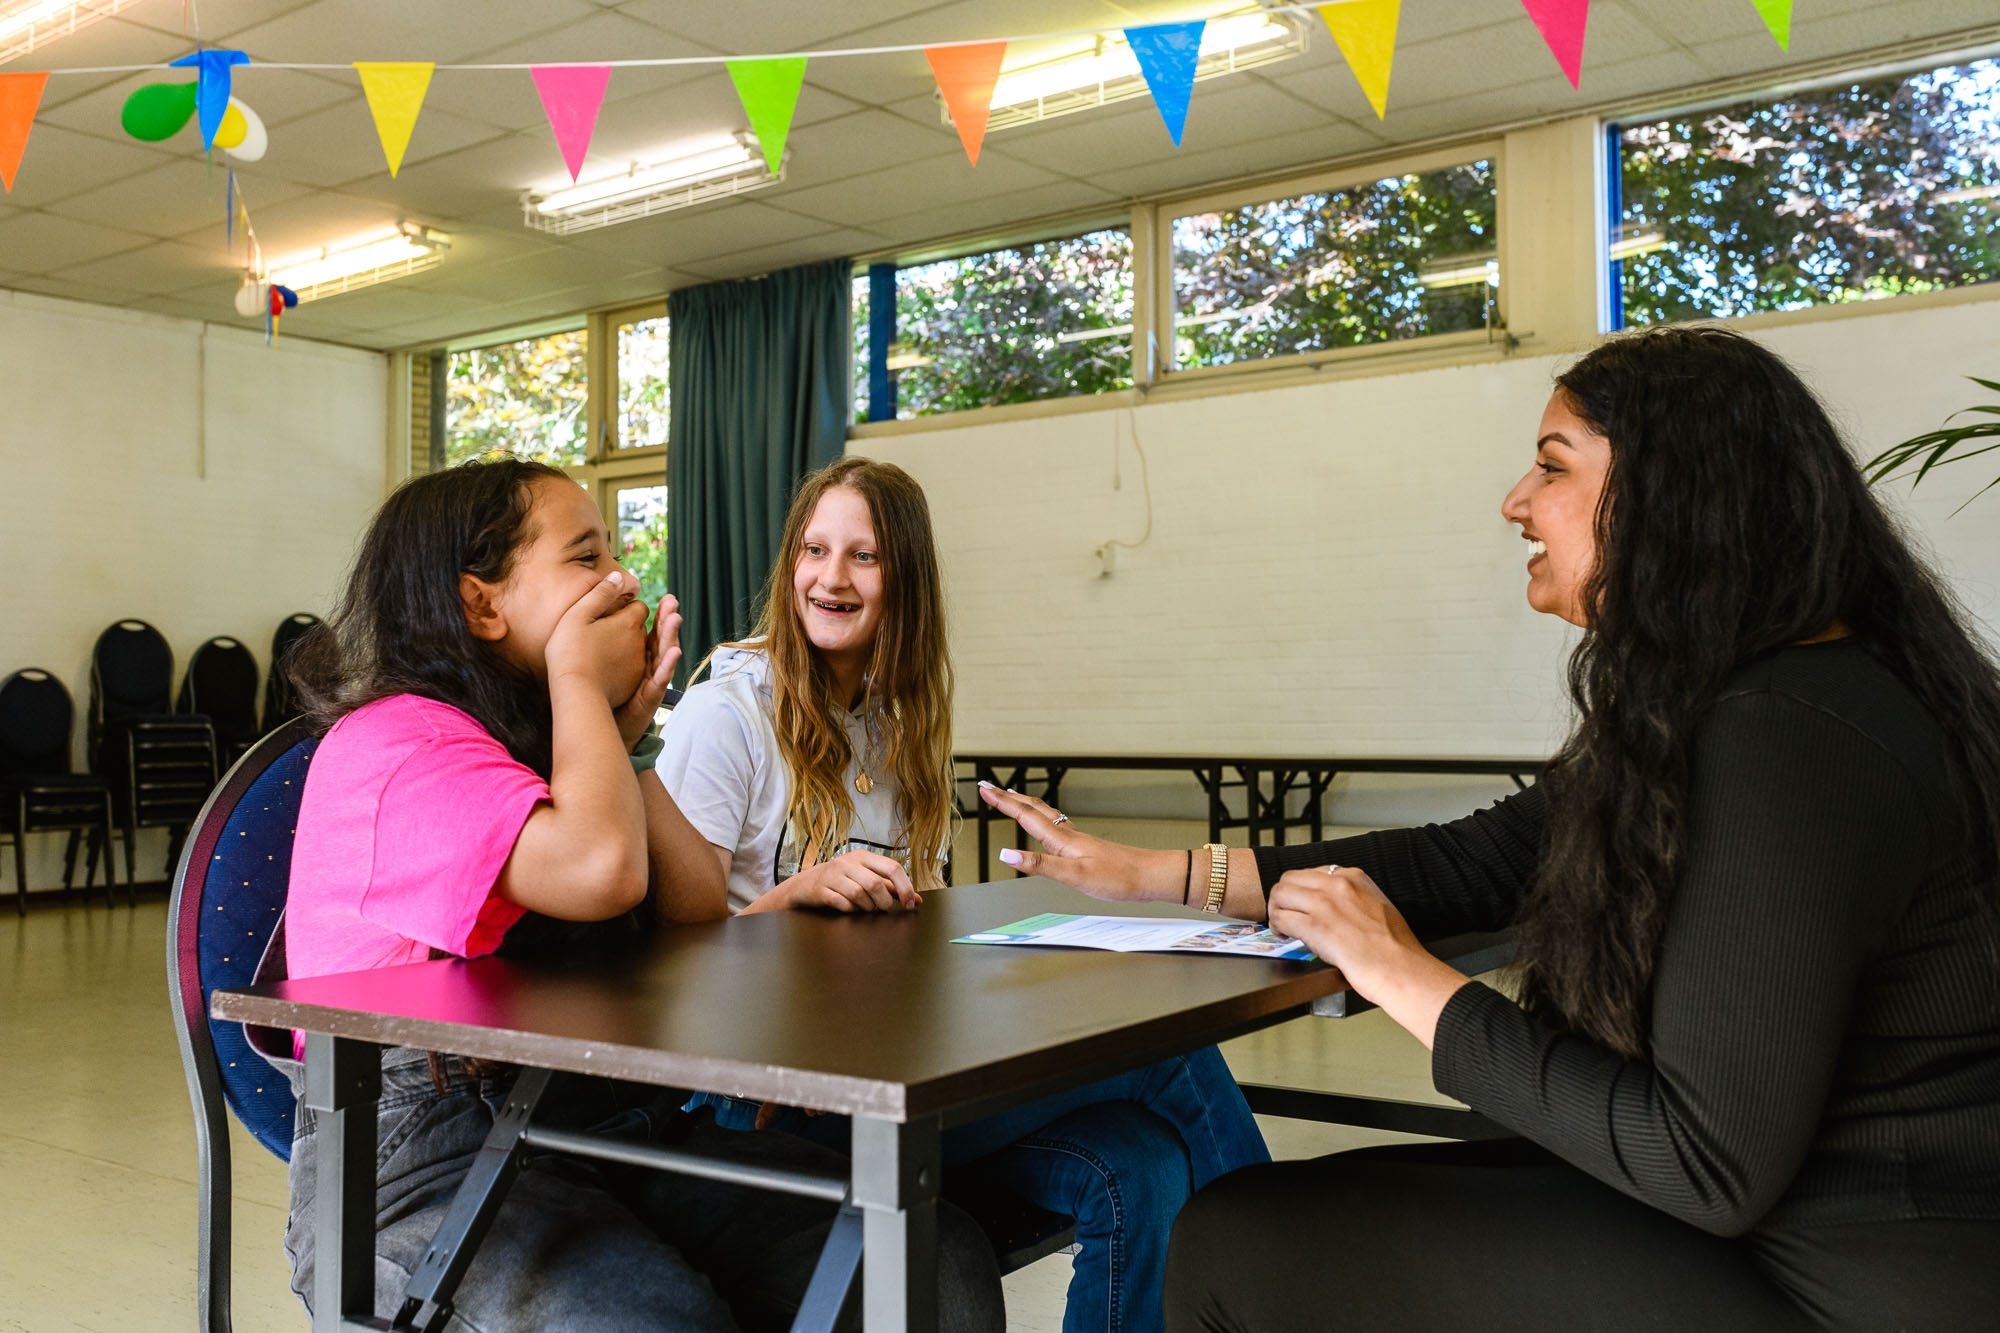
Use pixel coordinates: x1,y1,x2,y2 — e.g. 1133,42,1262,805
89,619,218,886
261,612,320,734
0,669,122,914
180,637,262,767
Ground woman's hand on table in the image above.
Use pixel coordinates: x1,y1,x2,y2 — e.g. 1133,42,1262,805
742,850,919,915
976,782,1185,903
1267,866,1470,1050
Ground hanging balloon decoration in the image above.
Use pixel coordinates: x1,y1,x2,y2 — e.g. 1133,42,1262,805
118,80,268,162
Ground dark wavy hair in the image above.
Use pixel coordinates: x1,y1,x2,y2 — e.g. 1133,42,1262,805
1514,325,2000,1057
289,458,571,776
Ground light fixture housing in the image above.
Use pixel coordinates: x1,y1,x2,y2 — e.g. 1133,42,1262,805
945,6,1309,135
521,132,783,235
268,222,450,302
0,0,130,65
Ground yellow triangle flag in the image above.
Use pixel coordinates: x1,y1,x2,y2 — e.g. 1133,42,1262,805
1318,0,1400,119
354,61,434,177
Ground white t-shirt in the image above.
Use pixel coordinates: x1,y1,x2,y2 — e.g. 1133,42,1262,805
656,644,904,912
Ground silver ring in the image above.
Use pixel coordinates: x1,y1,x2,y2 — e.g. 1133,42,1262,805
1051,813,1071,826
1324,864,1342,874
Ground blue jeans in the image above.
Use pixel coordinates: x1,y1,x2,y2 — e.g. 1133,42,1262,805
693,1045,1268,1333
286,1046,1005,1332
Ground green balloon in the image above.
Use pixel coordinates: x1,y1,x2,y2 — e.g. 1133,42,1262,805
121,82,198,142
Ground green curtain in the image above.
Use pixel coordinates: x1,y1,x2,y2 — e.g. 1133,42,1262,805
667,257,852,684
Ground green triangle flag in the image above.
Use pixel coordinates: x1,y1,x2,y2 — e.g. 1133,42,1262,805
1750,0,1791,49
727,57,807,175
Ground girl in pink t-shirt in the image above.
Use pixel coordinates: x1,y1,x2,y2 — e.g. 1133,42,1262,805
278,459,1003,1332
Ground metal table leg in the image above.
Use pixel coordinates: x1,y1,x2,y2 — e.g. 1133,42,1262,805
851,1115,941,1332
304,1033,381,1333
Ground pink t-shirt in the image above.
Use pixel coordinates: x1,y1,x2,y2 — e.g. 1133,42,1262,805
285,694,546,999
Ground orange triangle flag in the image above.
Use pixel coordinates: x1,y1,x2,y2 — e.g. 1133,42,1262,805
0,72,49,193
1318,1,1400,120
926,42,1007,166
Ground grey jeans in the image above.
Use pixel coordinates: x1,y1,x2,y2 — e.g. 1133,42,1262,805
284,1047,1005,1332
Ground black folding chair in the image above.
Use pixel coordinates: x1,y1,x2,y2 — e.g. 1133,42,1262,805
180,636,262,767
89,619,217,884
0,669,122,913
262,612,321,734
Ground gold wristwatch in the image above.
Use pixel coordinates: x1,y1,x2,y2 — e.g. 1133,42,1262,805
1200,843,1228,913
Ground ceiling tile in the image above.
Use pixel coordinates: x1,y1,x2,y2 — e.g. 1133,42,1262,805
37,67,358,150
45,159,310,240
209,188,426,259
0,211,152,272
1089,122,1394,200
224,0,606,68
2,272,138,307
608,0,955,54
673,227,890,280
249,101,508,191
338,129,555,220
555,197,838,268
49,239,238,297
0,124,174,210
864,179,1129,249
775,150,1061,228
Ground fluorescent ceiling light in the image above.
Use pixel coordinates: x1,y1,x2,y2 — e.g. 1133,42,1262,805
1418,254,1500,289
1606,229,1670,262
522,132,782,235
0,0,130,63
268,223,450,302
959,8,1308,134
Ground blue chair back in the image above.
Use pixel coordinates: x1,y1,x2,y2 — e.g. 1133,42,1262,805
169,718,316,1158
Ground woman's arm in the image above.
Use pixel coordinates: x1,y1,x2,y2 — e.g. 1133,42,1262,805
1432,692,1926,1234
496,574,651,921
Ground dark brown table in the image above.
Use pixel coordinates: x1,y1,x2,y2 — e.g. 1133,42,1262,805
213,879,1357,1332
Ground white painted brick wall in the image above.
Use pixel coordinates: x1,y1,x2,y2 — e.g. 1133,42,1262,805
862,296,2000,828
2,289,387,893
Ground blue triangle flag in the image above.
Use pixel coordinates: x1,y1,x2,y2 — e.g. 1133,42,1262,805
1125,21,1204,146
169,48,250,150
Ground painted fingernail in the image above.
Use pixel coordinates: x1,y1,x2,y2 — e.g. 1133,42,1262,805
977,780,995,790
998,848,1023,867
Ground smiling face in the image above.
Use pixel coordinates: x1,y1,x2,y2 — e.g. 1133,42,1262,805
791,484,885,680
477,476,643,694
1501,391,1615,627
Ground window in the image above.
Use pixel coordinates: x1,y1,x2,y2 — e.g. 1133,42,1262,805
610,479,668,608
858,227,1134,420
1170,159,1498,371
444,326,589,467
1612,58,2000,326
614,312,670,451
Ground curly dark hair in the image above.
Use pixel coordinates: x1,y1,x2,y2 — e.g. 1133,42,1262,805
1514,325,2000,1057
288,458,571,776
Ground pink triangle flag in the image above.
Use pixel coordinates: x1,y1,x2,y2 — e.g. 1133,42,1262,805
531,64,613,183
1520,0,1590,90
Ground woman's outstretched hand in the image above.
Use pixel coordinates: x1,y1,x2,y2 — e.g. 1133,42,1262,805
1267,865,1469,1050
974,782,1181,903
615,592,682,753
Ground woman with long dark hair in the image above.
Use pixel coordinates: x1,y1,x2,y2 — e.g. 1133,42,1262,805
980,327,2000,1328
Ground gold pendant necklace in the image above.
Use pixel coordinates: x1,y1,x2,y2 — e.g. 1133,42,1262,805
854,715,877,795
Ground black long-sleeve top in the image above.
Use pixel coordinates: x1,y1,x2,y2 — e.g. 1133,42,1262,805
1255,640,2000,1237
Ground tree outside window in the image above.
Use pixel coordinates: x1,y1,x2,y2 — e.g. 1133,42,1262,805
1616,59,2000,325
444,329,589,466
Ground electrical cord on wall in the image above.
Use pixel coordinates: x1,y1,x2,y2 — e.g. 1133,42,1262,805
1096,407,1154,577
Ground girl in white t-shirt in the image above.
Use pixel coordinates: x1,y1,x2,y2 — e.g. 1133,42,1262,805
658,456,1268,1333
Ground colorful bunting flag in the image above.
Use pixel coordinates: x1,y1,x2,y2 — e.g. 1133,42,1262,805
1520,0,1590,89
532,65,613,183
168,48,250,151
0,71,46,193
354,61,435,177
926,41,1007,167
727,57,808,175
1751,0,1792,49
1126,21,1204,147
1318,0,1400,120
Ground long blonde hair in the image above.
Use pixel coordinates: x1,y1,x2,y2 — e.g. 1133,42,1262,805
724,457,956,889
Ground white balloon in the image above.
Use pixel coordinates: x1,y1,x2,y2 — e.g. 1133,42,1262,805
234,278,263,318
222,98,267,163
